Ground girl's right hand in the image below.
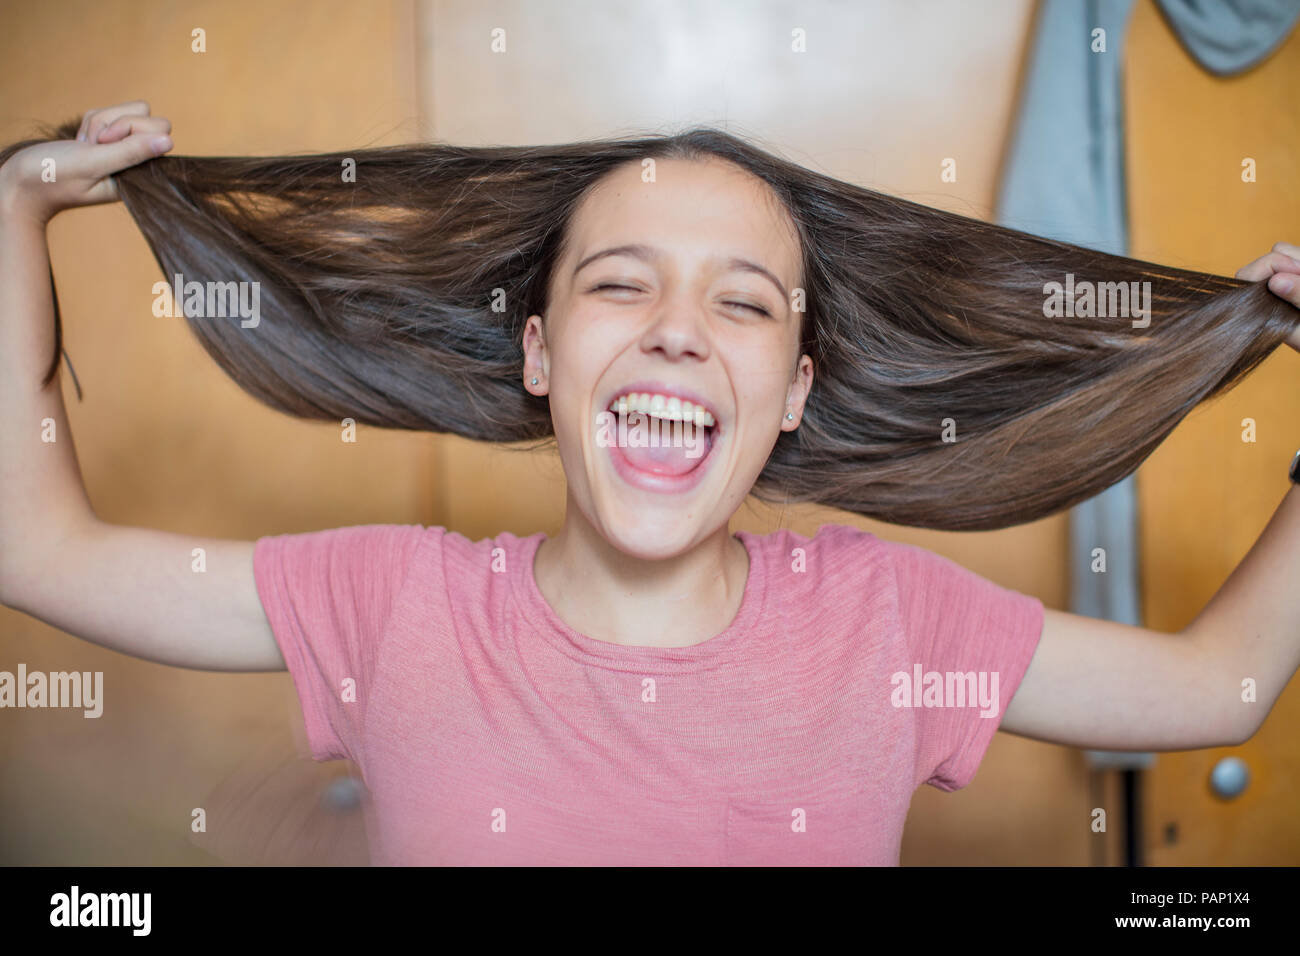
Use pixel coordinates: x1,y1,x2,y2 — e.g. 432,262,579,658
0,100,173,226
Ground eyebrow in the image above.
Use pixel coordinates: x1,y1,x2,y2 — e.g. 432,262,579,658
573,243,789,300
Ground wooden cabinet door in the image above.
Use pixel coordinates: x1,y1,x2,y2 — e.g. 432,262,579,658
1126,0,1300,865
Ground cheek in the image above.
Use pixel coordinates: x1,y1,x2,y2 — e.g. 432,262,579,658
728,338,799,419
547,378,588,449
544,322,610,438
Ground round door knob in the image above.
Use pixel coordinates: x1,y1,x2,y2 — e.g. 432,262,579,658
320,775,365,812
1209,757,1250,799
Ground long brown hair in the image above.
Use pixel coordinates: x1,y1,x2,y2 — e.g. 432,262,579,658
6,118,1297,530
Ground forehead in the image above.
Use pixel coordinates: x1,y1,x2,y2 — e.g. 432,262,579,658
561,155,801,282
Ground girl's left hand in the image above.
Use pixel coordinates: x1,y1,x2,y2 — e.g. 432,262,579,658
1236,241,1300,352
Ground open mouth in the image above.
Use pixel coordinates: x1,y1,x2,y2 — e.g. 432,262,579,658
602,388,722,490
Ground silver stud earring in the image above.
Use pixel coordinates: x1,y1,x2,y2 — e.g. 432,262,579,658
785,412,794,421
531,377,539,385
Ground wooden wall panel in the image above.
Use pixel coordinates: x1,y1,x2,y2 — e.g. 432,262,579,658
1125,0,1300,865
0,0,425,864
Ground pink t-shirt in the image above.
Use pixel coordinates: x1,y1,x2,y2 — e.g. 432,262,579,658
252,522,1044,865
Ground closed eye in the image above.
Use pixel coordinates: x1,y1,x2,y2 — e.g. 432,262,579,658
591,284,771,317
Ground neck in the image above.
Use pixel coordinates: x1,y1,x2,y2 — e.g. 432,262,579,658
533,496,750,648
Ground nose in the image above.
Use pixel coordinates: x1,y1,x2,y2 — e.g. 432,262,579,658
638,287,711,362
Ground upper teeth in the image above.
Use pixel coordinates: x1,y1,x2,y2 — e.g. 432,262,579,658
607,392,716,428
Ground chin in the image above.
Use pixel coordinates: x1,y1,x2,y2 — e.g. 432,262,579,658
597,508,719,561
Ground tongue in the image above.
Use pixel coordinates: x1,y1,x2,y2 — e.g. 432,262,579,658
620,420,711,476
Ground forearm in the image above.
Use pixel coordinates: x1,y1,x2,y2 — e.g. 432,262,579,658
0,196,98,598
1184,481,1300,736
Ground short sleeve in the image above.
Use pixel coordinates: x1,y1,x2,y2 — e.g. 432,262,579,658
252,524,428,763
887,541,1045,792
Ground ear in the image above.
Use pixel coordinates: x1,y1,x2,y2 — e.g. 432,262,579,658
522,314,549,395
781,353,814,431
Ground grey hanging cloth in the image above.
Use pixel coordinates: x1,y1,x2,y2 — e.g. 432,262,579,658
1155,0,1300,75
996,0,1141,622
996,0,1145,770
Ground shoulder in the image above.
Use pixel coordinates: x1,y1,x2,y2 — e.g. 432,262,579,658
735,522,999,615
400,526,547,607
738,521,892,568
254,523,433,577
422,525,544,569
736,522,901,600
292,523,539,564
253,522,531,591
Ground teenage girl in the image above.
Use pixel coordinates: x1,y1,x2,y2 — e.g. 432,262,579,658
3,102,1299,865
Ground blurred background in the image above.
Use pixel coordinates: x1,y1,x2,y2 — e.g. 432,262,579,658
0,0,1297,865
